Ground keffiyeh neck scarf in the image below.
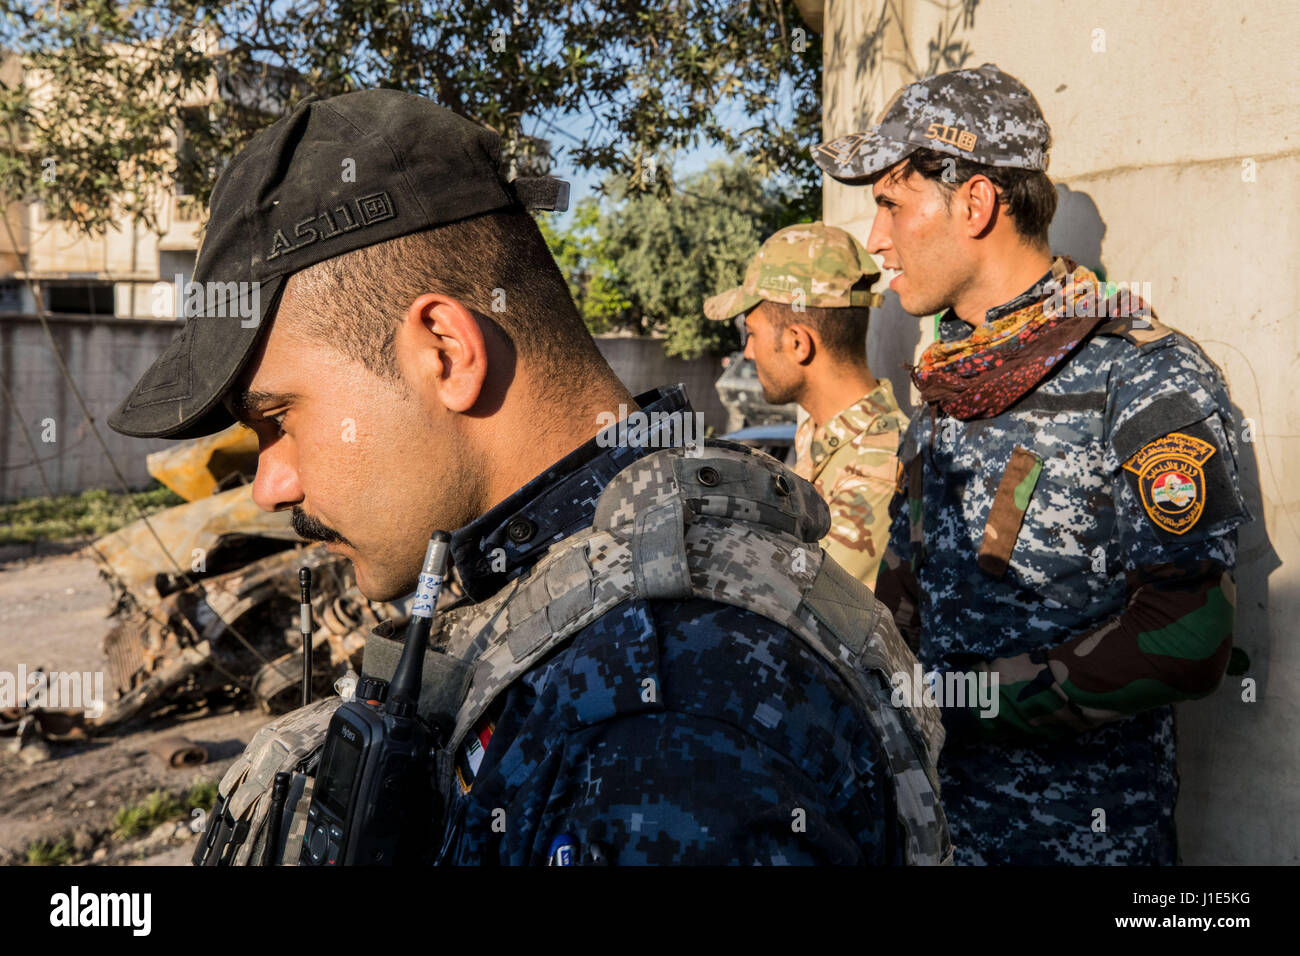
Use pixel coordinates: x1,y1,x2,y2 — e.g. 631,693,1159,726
911,259,1132,420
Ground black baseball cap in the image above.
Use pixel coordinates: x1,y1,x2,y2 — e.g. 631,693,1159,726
813,63,1051,183
109,89,569,439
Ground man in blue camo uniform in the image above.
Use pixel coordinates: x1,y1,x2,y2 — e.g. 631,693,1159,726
109,90,913,865
814,64,1250,864
435,385,900,864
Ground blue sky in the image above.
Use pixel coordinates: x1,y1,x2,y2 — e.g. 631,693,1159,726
530,107,739,227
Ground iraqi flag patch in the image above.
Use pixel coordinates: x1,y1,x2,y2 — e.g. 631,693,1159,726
1123,431,1216,535
454,719,495,795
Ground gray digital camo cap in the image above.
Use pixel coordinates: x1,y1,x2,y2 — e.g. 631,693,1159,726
108,89,568,440
813,63,1051,182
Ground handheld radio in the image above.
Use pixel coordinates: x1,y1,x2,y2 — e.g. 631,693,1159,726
298,531,451,866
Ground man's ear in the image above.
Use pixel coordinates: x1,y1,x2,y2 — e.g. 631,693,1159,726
961,174,1000,238
787,322,816,365
397,293,488,413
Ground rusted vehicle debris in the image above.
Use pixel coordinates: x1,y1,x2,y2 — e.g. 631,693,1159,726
145,423,260,503
85,450,408,731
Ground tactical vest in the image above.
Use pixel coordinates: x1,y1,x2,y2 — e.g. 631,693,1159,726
205,442,952,865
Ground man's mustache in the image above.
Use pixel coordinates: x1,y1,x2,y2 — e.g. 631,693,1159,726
291,507,352,547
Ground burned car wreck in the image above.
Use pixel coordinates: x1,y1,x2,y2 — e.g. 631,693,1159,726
87,426,409,732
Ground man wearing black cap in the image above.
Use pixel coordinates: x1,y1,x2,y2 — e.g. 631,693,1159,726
111,90,948,865
815,64,1249,865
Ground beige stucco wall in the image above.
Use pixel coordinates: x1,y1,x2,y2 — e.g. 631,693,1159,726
819,0,1298,863
28,207,198,275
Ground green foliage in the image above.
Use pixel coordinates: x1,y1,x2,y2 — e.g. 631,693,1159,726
0,483,184,545
0,1,822,236
22,781,213,863
540,157,807,358
184,778,219,812
25,836,75,866
0,0,246,234
536,198,631,335
111,789,183,841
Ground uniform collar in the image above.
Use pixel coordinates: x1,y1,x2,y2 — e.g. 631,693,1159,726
450,384,695,603
796,379,903,480
936,257,1069,343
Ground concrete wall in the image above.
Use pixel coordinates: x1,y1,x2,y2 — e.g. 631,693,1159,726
594,334,729,435
0,315,180,502
819,0,1298,863
0,322,728,504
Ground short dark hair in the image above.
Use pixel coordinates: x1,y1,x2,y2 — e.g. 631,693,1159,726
761,278,875,363
285,208,603,388
882,147,1057,247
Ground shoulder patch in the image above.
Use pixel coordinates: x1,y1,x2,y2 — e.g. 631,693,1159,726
1111,391,1209,463
1122,432,1216,535
1096,313,1174,346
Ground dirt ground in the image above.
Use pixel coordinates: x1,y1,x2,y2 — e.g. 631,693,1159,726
0,548,269,866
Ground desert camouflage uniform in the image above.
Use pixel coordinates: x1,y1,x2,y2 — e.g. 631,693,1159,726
705,222,894,592
430,385,909,865
878,261,1251,865
795,379,909,591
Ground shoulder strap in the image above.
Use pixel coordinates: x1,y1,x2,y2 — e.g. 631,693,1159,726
431,442,952,864
1093,288,1174,346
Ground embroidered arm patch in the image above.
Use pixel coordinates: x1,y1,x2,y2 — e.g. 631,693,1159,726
1122,432,1215,535
1111,392,1249,546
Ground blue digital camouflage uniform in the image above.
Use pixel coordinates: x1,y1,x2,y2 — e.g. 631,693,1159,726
883,265,1250,865
435,385,897,865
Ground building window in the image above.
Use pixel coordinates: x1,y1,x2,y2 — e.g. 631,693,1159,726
0,281,22,312
174,106,210,199
45,282,114,315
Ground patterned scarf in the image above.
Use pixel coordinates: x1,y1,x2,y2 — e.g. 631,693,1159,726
911,259,1129,420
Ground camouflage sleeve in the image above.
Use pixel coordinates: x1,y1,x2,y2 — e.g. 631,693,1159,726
528,708,886,864
874,543,922,654
952,336,1248,740
1105,334,1251,564
874,436,922,650
820,465,897,591
958,555,1236,740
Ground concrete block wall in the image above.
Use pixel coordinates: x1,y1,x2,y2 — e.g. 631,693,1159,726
0,316,180,502
0,321,730,504
593,335,729,435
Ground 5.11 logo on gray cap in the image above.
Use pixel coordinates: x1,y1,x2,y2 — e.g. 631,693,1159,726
267,190,396,261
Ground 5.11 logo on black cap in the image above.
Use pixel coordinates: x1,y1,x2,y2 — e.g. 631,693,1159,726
267,191,396,262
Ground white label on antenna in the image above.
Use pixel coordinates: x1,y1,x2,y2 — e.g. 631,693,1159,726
413,572,443,618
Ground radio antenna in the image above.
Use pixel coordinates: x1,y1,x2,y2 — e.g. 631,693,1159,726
300,567,314,706
385,531,451,718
